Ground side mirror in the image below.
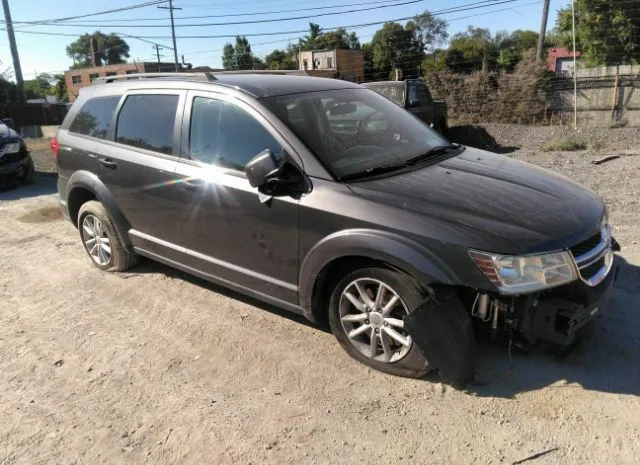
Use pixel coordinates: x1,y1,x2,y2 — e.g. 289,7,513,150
245,149,281,188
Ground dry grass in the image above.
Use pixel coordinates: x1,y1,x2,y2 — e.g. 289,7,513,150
542,136,588,152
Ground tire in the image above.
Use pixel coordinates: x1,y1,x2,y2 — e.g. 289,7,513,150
20,155,35,184
328,267,431,378
77,200,139,272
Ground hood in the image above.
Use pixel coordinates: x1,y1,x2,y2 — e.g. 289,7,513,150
347,147,604,253
0,123,19,141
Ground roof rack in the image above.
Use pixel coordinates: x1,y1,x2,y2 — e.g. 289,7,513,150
94,72,217,84
213,70,309,76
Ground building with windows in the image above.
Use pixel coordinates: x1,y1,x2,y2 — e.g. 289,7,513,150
64,62,178,102
547,48,582,77
298,49,364,83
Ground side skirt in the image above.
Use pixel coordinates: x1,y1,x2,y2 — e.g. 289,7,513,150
134,247,307,318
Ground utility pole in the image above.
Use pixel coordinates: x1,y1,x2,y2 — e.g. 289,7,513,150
90,37,97,67
158,0,181,72
536,0,550,62
571,0,578,129
2,0,25,103
153,44,163,72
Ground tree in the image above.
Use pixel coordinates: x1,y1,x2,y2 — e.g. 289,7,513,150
300,23,360,51
445,27,502,73
422,48,447,74
54,74,68,102
66,32,130,68
24,73,55,100
411,11,448,53
221,36,257,70
495,30,539,71
265,49,297,70
370,22,424,80
555,0,640,66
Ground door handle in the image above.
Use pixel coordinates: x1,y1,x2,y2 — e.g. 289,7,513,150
99,158,117,169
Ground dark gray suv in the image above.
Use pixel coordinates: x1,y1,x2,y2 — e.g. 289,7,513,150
54,72,617,387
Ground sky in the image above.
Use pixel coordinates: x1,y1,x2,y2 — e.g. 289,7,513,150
1,0,572,81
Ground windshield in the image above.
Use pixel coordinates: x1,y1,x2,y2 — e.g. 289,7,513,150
263,88,450,179
363,83,405,106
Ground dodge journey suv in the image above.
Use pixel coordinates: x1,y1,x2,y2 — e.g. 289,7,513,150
55,72,618,387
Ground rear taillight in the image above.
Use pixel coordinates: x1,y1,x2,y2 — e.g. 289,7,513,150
50,137,59,160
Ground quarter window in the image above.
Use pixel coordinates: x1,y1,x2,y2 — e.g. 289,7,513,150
116,94,179,155
189,97,282,170
69,96,121,139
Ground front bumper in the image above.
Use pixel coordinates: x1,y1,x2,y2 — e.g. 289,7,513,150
0,159,26,188
0,150,30,189
525,257,617,346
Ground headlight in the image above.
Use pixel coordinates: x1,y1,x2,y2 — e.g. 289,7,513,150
469,249,578,294
2,142,21,154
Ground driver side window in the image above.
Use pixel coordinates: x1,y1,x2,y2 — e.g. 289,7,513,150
189,97,283,171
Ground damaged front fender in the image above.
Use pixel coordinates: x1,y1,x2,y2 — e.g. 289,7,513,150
404,289,477,389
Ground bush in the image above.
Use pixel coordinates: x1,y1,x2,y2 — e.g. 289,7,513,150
541,136,588,151
426,50,550,124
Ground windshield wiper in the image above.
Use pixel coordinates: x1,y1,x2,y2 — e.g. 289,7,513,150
339,144,463,182
339,161,410,182
404,144,462,165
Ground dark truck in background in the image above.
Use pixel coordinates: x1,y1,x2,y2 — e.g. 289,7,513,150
362,79,448,135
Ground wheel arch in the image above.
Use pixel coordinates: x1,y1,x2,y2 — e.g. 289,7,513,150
299,229,461,324
65,170,132,246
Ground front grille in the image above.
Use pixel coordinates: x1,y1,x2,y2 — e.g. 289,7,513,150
570,231,602,257
580,256,605,279
569,224,613,287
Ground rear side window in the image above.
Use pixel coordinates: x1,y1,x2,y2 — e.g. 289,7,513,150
189,97,282,170
116,94,179,155
69,96,121,139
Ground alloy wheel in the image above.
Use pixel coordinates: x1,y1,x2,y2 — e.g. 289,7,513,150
81,214,112,266
339,278,412,363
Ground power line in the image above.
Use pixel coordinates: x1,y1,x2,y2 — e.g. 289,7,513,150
7,0,510,28
11,0,169,27
4,0,524,39
3,0,421,23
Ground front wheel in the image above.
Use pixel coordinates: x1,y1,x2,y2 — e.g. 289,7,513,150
328,267,430,378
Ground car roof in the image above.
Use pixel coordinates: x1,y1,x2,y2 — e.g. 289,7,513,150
214,73,362,98
84,73,363,99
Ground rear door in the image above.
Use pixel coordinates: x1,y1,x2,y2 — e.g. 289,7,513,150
98,90,186,259
58,95,122,184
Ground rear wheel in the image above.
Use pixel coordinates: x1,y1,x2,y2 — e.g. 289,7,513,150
77,201,139,272
328,267,430,378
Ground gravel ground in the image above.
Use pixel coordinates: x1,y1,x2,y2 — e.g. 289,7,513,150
1,128,639,465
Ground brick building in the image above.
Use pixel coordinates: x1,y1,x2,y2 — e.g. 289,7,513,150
64,62,177,102
547,48,582,77
298,49,364,83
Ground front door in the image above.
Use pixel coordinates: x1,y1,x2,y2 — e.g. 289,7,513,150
174,91,300,304
407,82,433,125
